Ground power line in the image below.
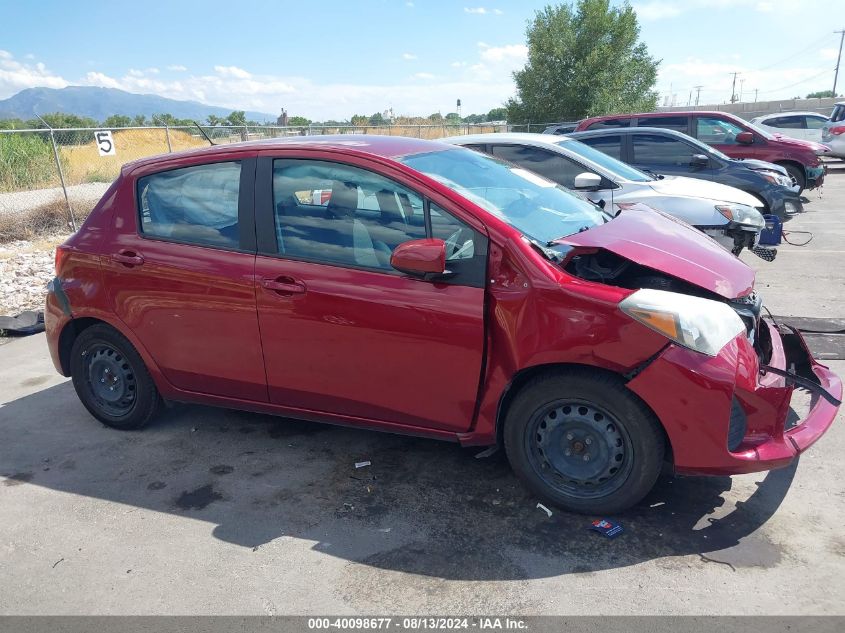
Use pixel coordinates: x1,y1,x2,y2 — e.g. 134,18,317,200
750,32,837,73
834,29,845,95
756,68,831,95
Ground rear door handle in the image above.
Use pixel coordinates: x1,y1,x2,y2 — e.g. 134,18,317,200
261,277,306,295
113,250,144,266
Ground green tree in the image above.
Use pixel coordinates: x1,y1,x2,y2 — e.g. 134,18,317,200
133,114,147,126
0,118,27,130
428,112,443,122
445,112,461,121
351,114,368,126
151,113,177,126
806,90,836,99
506,0,659,123
103,114,132,128
486,107,508,121
369,112,386,125
288,116,311,126
27,112,98,129
226,110,247,126
463,113,485,124
206,114,224,126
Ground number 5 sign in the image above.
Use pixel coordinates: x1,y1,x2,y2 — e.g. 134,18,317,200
95,130,116,156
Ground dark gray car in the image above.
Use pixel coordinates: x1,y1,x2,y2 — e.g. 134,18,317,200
570,127,803,218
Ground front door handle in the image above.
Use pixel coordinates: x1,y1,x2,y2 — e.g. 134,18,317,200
113,250,144,266
261,277,306,295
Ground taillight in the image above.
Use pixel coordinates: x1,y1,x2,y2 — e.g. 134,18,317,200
830,126,845,135
54,245,70,276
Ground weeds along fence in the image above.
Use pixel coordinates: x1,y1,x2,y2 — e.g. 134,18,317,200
0,122,554,230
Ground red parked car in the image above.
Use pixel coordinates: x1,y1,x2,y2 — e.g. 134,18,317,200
45,136,841,514
575,111,829,192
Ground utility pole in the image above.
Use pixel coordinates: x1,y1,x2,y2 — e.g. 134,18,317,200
694,85,703,106
754,88,758,102
834,29,845,96
730,72,739,103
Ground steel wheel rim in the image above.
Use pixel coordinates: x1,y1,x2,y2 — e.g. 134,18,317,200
84,344,137,417
525,399,634,499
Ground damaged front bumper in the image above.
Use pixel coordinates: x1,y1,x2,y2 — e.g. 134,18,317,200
627,318,841,476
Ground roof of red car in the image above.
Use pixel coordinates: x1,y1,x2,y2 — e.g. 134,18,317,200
123,134,453,172
585,110,738,120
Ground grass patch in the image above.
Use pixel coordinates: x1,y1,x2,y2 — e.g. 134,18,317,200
0,199,89,243
0,133,60,192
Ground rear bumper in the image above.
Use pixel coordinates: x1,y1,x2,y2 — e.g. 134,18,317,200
45,277,71,376
628,319,841,476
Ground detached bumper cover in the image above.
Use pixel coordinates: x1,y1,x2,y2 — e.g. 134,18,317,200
628,319,841,475
807,164,825,189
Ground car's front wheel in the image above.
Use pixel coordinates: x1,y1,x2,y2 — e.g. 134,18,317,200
70,324,161,430
504,369,665,515
779,163,806,193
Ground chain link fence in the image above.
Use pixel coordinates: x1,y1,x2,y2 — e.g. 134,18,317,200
0,122,555,234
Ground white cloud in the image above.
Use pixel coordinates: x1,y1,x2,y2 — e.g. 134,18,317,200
821,47,839,61
412,72,436,80
406,1,414,5
128,68,144,77
479,44,528,65
166,64,188,72
213,65,251,79
493,8,503,14
464,7,487,14
402,53,417,60
0,51,68,97
451,61,467,68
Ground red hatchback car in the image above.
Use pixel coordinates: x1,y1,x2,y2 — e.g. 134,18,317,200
575,110,828,192
45,136,841,514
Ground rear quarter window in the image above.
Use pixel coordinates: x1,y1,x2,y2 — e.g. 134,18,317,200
640,115,690,132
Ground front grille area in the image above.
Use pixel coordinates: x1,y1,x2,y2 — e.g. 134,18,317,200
727,396,748,452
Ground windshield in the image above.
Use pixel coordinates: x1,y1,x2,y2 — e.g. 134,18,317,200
559,139,653,182
398,147,609,243
743,119,776,140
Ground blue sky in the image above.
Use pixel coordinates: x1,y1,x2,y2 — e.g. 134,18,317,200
0,0,838,120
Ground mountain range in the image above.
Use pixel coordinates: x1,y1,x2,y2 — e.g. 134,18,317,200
0,86,276,123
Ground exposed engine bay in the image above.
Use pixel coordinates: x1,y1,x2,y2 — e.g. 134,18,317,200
563,248,772,364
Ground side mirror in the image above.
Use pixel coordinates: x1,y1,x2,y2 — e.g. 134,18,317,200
736,131,754,145
390,238,447,277
691,154,710,168
573,172,602,190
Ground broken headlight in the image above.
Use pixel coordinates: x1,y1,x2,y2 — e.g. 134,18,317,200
716,204,765,229
620,288,745,357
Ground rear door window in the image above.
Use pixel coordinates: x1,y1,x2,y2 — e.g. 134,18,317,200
577,134,623,161
490,144,589,189
831,105,845,123
640,116,690,133
766,115,804,129
631,134,697,166
137,161,242,249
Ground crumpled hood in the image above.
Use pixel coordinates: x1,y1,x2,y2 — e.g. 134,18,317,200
735,158,788,175
557,204,755,299
649,175,761,208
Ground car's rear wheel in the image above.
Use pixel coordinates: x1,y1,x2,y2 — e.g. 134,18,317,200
70,324,161,430
779,163,806,193
504,370,664,515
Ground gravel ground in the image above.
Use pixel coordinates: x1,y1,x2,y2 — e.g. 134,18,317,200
0,182,110,218
0,235,68,316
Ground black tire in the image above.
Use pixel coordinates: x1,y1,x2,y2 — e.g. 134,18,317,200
504,369,664,515
779,163,806,193
70,324,161,430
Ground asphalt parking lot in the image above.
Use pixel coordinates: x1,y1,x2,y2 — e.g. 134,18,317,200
1,166,844,616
